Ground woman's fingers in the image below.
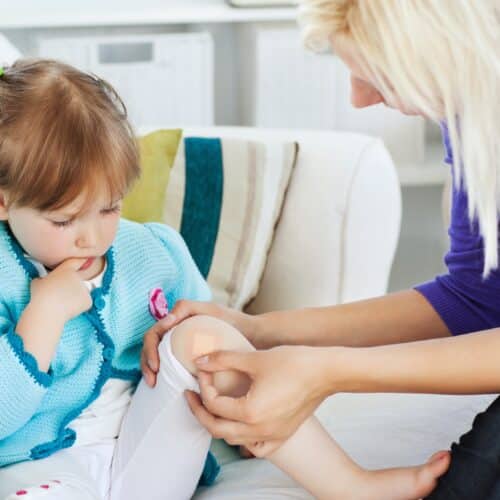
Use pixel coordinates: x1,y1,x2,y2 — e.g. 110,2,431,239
140,350,157,387
140,302,224,387
185,389,285,452
185,390,254,442
140,316,174,386
197,371,250,422
165,300,215,329
194,350,256,375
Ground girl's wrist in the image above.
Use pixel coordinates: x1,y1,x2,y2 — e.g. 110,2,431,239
29,295,69,324
21,300,66,334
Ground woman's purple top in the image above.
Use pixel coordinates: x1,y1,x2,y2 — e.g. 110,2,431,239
415,124,500,335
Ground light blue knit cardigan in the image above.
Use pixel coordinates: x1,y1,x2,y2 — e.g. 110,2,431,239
0,219,216,479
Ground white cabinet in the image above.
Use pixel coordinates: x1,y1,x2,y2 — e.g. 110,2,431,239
239,25,338,130
38,32,214,128
239,24,426,168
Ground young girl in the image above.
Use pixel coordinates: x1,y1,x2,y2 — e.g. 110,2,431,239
0,59,449,500
141,1,500,499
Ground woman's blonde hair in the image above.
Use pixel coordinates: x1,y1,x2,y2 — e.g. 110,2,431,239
0,59,140,213
299,0,500,277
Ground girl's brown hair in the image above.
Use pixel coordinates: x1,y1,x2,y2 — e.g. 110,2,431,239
0,58,140,212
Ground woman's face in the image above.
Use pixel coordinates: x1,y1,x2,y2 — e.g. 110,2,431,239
333,37,422,116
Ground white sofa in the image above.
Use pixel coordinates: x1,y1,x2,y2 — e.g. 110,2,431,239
166,126,403,310
142,126,495,499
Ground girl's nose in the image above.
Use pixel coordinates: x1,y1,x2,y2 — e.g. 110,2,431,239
76,228,97,249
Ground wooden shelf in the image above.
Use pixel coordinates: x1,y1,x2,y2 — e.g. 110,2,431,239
0,0,297,29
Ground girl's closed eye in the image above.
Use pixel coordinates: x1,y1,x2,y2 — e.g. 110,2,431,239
101,204,121,215
48,204,120,228
51,218,74,228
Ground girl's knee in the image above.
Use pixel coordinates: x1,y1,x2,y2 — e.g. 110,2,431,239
157,315,252,398
167,315,253,376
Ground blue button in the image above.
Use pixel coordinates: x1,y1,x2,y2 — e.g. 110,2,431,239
103,347,114,361
94,295,105,310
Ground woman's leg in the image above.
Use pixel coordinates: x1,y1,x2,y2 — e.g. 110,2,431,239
425,395,500,500
486,479,500,500
172,315,450,500
109,331,212,500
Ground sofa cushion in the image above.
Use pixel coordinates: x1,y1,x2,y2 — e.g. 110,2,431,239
122,129,182,223
164,135,297,309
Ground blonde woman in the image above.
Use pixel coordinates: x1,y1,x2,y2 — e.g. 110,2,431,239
141,0,500,498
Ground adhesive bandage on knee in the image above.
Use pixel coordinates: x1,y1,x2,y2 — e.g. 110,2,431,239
191,332,217,359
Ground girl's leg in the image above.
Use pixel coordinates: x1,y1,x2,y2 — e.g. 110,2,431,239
0,445,105,500
109,332,211,500
425,395,500,500
172,315,450,500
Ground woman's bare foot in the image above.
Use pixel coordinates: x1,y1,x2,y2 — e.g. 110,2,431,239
352,451,450,500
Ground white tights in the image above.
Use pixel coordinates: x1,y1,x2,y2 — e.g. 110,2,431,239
0,334,211,500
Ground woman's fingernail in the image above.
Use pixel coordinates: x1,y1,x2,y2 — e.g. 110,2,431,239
196,356,209,365
147,359,157,371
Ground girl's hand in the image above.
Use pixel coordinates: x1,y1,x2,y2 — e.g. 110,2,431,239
141,301,260,387
30,258,92,322
184,346,334,452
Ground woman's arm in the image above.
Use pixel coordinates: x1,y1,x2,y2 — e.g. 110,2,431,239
185,326,500,445
330,326,500,395
254,289,451,348
142,289,451,385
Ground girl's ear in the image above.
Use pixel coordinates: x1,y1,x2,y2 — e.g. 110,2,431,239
0,191,9,220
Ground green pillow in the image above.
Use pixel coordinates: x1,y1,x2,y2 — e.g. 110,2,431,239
122,129,182,223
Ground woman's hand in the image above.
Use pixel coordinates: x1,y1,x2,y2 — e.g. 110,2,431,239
140,301,261,387
184,345,336,453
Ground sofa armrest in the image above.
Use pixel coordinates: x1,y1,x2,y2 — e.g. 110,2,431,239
248,132,401,313
340,138,401,304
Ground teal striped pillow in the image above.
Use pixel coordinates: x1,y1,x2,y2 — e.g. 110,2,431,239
164,135,298,309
